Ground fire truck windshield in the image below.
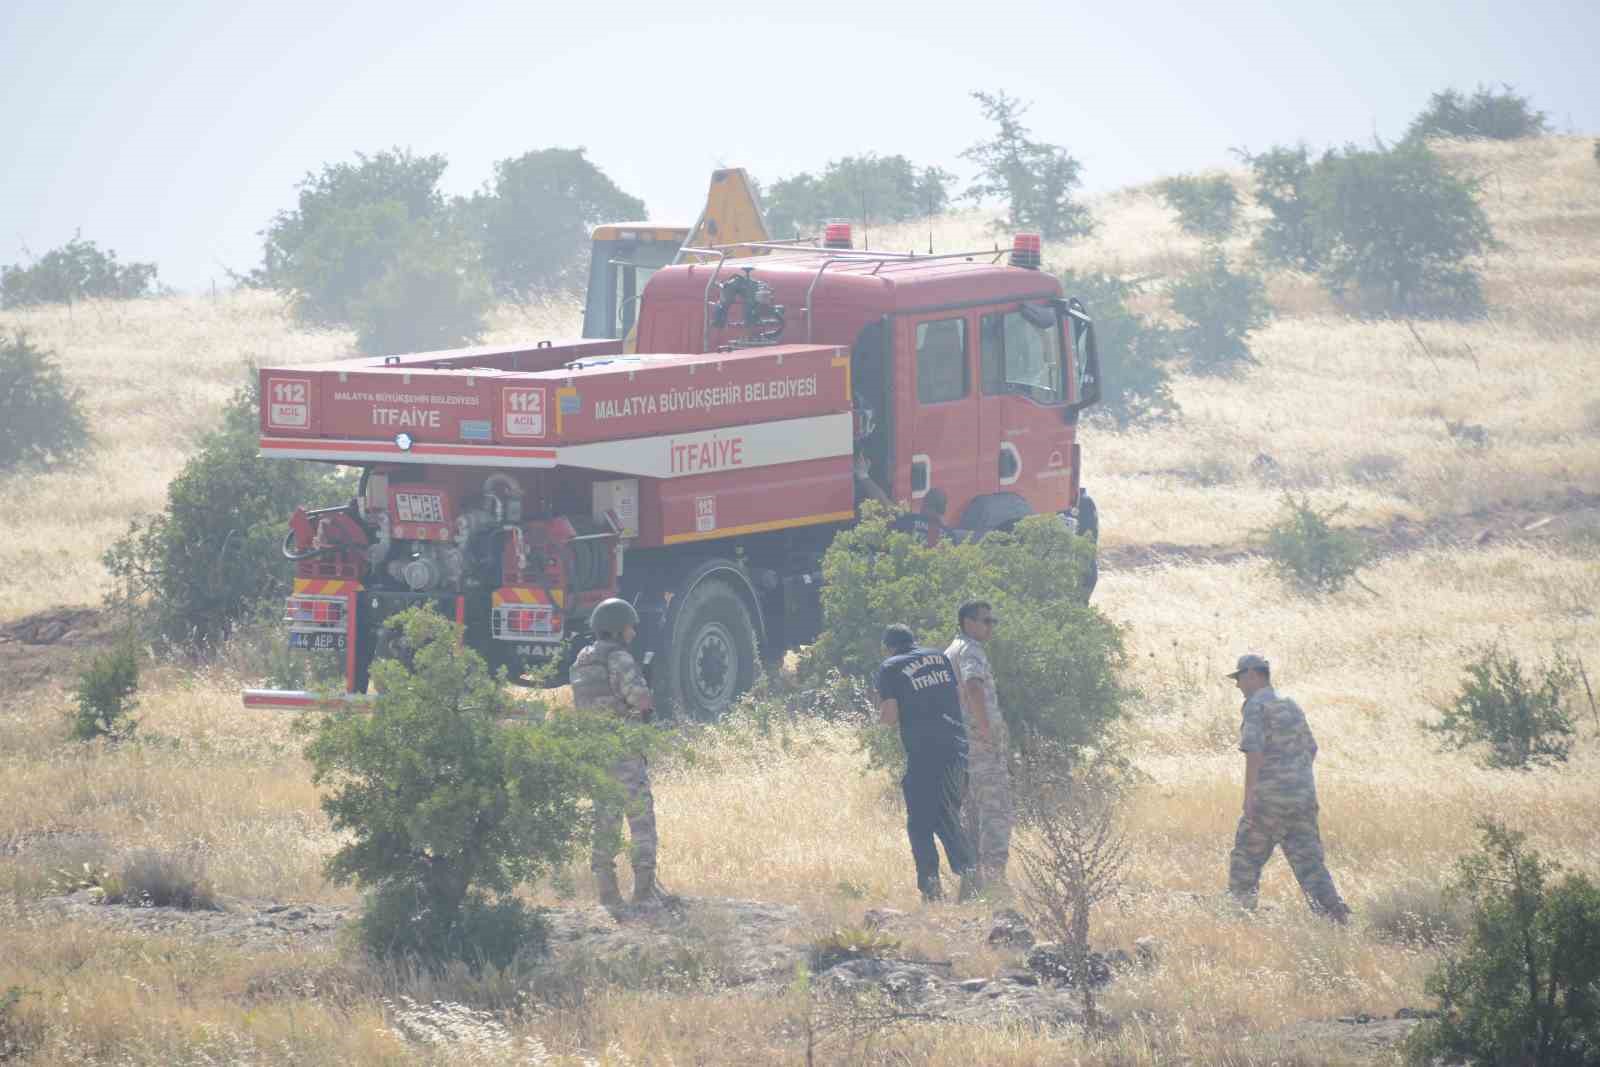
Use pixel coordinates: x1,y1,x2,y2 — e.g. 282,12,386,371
980,304,1066,404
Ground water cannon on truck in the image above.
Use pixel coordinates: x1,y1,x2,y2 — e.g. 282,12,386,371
248,225,1102,718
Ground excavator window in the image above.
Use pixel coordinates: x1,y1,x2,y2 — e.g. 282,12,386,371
581,238,682,339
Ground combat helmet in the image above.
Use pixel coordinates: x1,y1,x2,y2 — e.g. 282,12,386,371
589,597,639,637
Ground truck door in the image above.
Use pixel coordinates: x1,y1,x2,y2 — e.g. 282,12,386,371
897,312,979,512
976,301,1073,513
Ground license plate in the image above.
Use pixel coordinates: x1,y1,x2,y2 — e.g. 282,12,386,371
289,631,346,652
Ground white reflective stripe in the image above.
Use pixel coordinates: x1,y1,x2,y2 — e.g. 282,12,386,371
260,412,851,477
558,412,853,478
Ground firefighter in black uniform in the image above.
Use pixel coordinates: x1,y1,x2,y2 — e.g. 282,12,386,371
877,623,975,902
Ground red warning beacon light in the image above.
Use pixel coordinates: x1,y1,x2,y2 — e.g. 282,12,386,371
1010,232,1042,270
823,221,854,249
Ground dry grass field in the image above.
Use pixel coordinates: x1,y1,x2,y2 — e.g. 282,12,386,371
1,136,1597,1064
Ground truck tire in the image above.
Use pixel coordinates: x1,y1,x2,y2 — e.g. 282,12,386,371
663,577,757,720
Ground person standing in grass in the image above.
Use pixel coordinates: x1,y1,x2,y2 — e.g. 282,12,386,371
947,600,1013,895
1226,653,1351,923
878,623,974,902
571,598,675,913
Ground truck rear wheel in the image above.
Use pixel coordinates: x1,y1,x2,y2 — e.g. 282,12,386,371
664,578,757,720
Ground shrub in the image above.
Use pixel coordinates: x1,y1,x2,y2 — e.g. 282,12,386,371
1057,269,1178,426
800,508,1129,764
259,148,451,324
103,375,352,650
963,90,1095,241
349,220,490,355
1169,252,1271,376
1,234,159,307
1257,493,1367,594
1158,174,1239,241
303,607,632,970
1365,880,1469,946
1308,141,1493,317
1424,645,1578,769
1406,84,1550,142
70,638,141,741
1406,820,1600,1066
761,154,955,239
1243,144,1323,272
0,332,91,473
466,147,645,298
118,848,216,910
0,986,42,1061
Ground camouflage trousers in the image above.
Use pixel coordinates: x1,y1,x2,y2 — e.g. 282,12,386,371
1228,805,1349,919
591,757,658,876
962,732,1013,886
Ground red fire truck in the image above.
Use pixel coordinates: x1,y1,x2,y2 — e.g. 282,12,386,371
248,229,1102,717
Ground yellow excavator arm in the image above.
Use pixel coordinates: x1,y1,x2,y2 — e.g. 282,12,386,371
679,167,770,260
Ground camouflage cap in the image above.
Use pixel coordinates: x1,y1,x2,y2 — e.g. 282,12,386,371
1226,653,1271,679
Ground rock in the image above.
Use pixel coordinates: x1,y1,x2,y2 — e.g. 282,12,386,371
958,978,989,992
997,968,1039,987
1134,935,1163,967
862,907,906,928
986,907,1035,948
1025,943,1112,987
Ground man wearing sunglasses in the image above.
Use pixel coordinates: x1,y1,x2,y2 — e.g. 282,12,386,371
947,600,1013,895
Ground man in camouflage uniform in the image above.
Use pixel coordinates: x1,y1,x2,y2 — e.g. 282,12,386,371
947,600,1012,894
570,598,673,911
1226,653,1350,923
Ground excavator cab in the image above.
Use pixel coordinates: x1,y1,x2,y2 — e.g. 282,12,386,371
581,225,686,340
580,168,771,341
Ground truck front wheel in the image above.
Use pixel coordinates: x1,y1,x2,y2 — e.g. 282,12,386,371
664,578,758,719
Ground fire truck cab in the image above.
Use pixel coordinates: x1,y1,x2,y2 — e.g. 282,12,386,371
251,229,1100,719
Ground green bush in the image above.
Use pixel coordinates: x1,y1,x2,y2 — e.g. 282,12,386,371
1169,252,1271,376
1407,820,1600,1066
466,147,645,297
103,376,352,650
303,607,634,970
2,234,159,308
963,90,1095,241
1257,494,1367,594
1424,645,1578,769
1406,84,1550,142
1247,141,1493,316
1309,141,1493,317
70,638,141,741
800,508,1128,764
1057,269,1178,426
761,154,954,239
259,148,452,325
0,332,91,473
1243,144,1323,272
1158,174,1239,241
349,220,490,355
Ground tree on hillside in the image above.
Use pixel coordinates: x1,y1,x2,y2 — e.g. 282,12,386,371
761,154,955,239
1309,141,1493,316
259,148,451,324
350,220,491,355
465,147,645,297
1406,84,1550,142
0,332,91,471
963,90,1095,241
2,234,160,308
1241,144,1324,272
1158,174,1239,242
1245,140,1493,317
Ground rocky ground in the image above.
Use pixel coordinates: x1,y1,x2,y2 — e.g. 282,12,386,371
28,890,1428,1056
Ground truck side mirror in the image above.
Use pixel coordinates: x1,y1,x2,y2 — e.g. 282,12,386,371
1061,300,1102,422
